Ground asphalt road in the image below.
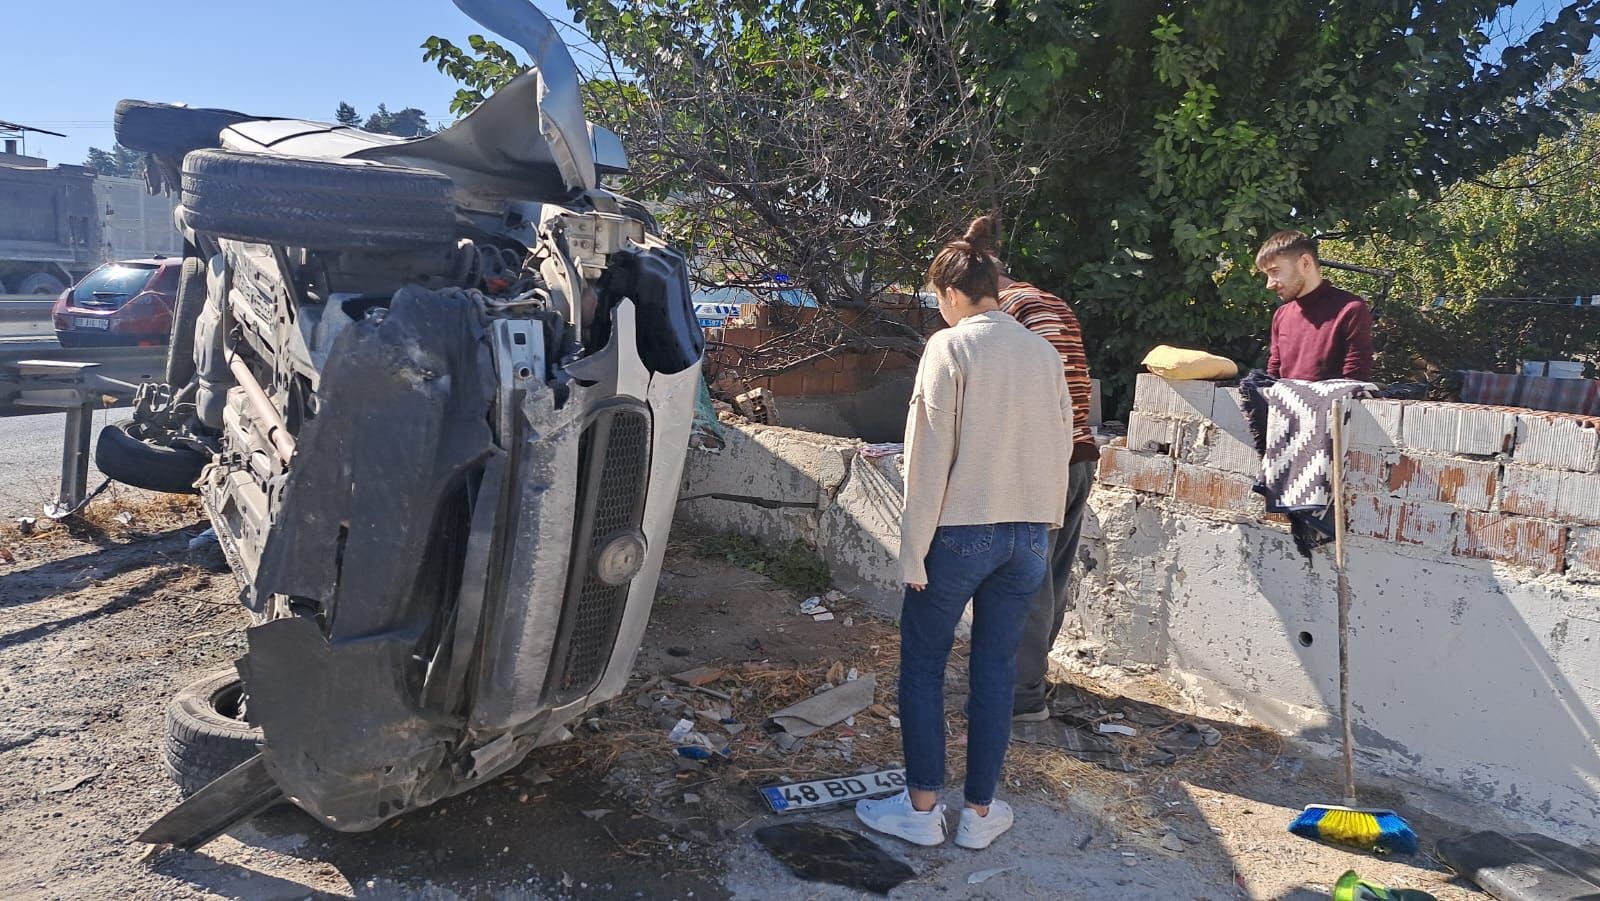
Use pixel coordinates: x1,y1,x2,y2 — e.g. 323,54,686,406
0,409,115,517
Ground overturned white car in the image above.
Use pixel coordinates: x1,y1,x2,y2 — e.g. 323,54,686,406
108,0,703,846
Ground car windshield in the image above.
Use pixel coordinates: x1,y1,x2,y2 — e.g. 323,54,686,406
73,264,157,304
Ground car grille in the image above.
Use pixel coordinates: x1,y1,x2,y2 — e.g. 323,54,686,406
546,405,651,703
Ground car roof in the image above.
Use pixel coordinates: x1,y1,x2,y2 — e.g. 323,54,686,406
104,257,175,268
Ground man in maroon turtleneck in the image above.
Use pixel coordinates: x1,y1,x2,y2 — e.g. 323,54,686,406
1256,230,1373,382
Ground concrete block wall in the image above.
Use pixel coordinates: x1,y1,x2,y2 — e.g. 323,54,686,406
1080,375,1600,839
675,420,905,609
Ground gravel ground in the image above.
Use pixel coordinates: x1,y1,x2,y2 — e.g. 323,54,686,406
0,491,1504,900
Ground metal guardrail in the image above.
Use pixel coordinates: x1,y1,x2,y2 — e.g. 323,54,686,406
0,342,165,516
0,295,57,339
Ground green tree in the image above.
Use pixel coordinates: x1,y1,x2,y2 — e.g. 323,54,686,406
978,1,1600,407
83,144,144,178
362,103,434,137
335,102,361,127
1324,109,1600,380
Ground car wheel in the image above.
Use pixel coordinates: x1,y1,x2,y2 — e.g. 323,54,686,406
95,420,207,495
181,149,457,250
17,272,66,296
165,257,206,387
114,100,253,159
164,669,262,796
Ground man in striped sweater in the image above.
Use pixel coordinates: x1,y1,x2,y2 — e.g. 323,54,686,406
997,268,1100,721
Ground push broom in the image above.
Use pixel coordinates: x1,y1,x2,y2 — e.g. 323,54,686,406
1288,400,1419,856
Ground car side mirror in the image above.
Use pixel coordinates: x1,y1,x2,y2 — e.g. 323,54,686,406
591,125,628,175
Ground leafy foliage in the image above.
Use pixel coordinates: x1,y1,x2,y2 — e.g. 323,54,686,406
1324,110,1600,380
696,532,831,595
422,35,525,116
83,144,144,178
423,1,1600,411
981,1,1600,408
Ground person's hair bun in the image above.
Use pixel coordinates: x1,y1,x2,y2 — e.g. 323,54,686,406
962,214,997,255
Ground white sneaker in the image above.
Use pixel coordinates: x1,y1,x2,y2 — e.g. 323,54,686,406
855,789,947,846
955,799,1014,849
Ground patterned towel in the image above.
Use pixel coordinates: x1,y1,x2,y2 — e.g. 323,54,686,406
1262,379,1377,512
1239,371,1377,555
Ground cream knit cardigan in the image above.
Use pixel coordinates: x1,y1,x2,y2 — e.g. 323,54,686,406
899,310,1075,585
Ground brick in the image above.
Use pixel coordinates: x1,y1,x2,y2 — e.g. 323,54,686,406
800,370,833,395
1343,449,1391,494
1184,421,1261,476
1514,414,1600,472
1097,445,1174,494
1569,528,1600,582
1402,404,1459,454
1127,412,1186,454
1347,494,1397,541
1387,454,1498,510
1501,466,1600,526
1455,512,1567,574
768,372,807,396
1345,400,1405,451
1456,407,1517,457
1172,464,1257,511
1391,500,1458,551
1133,373,1216,420
718,326,763,349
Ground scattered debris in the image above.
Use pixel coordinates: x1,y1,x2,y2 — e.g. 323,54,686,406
44,771,98,794
17,517,36,536
187,527,217,551
580,809,612,821
1098,723,1137,737
733,387,778,425
859,442,904,460
1012,719,1137,772
114,511,134,526
670,666,724,687
800,597,825,616
754,823,915,896
0,546,13,564
968,866,1018,885
766,674,876,738
812,611,835,622
1161,832,1187,853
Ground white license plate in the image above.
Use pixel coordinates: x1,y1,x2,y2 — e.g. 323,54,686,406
761,768,907,813
72,317,110,330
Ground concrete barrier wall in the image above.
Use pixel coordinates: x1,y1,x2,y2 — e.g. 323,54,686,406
675,420,905,610
1078,374,1600,839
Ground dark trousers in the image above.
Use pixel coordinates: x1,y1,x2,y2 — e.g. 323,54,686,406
1013,459,1098,711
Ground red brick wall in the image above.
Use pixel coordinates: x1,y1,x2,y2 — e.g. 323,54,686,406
1098,373,1600,579
705,302,939,397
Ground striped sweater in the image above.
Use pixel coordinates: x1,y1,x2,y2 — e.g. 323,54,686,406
1000,282,1099,462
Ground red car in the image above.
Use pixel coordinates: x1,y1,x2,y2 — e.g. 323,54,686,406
52,257,179,347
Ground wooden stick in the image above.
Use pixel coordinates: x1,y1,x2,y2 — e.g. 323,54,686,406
1330,399,1357,807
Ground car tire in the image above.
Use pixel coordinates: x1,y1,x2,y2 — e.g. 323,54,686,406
164,669,261,796
114,100,252,159
165,257,206,387
95,420,207,495
17,272,66,296
181,149,458,250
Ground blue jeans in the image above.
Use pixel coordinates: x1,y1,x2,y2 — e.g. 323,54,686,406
899,522,1049,806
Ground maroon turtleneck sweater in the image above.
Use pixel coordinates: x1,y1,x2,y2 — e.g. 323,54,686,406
1267,281,1373,382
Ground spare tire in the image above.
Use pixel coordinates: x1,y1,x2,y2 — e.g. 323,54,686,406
115,100,253,159
164,669,261,796
95,420,207,495
181,149,457,250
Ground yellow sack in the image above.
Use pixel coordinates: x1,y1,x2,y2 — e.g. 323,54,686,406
1141,345,1239,380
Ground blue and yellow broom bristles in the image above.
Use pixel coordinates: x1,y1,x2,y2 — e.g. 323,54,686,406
1288,804,1419,855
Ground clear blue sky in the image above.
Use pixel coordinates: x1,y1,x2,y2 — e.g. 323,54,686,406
4,0,1571,169
6,0,595,166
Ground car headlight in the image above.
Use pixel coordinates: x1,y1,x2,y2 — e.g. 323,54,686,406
594,531,647,586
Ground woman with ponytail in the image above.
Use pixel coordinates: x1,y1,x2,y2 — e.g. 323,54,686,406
855,215,1075,850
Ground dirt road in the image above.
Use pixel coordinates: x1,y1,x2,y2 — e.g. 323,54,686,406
0,492,1500,899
